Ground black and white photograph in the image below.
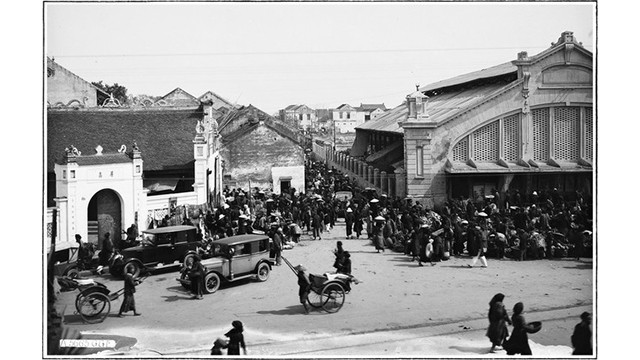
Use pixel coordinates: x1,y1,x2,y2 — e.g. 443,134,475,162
30,0,607,358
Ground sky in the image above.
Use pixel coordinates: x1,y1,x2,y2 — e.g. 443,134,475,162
45,2,594,114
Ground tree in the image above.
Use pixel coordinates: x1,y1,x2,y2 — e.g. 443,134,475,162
92,81,128,105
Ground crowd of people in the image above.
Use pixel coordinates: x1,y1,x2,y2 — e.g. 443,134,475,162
167,158,592,268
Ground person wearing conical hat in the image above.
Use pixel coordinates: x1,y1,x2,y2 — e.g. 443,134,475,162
294,264,311,314
373,216,385,253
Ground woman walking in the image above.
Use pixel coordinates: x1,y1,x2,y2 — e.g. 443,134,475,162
118,264,142,317
486,293,511,353
505,302,535,355
224,320,247,355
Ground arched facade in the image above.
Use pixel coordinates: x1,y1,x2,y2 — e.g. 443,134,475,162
401,31,593,207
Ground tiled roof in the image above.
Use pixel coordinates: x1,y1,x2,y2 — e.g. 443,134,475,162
198,91,237,110
66,152,133,166
356,81,512,134
336,104,354,110
159,87,200,107
358,103,387,111
418,61,516,93
47,108,203,172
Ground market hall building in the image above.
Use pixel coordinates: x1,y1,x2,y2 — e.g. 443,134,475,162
321,31,593,208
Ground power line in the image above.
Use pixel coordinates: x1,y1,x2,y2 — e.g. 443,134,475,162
50,45,565,59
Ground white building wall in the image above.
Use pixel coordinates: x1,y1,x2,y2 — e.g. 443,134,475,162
271,166,305,195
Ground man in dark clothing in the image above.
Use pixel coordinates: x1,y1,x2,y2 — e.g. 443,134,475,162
272,227,284,266
312,210,322,240
97,232,114,274
571,312,592,355
295,265,311,314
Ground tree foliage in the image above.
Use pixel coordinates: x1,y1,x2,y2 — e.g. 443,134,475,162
92,81,128,105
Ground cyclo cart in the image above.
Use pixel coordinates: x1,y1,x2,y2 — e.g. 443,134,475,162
281,256,355,313
65,276,147,323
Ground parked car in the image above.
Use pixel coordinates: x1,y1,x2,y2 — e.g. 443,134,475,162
48,241,100,278
177,234,274,294
110,225,200,277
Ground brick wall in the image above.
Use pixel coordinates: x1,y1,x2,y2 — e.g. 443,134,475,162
222,124,304,189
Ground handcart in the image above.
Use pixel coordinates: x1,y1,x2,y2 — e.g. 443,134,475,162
282,256,355,313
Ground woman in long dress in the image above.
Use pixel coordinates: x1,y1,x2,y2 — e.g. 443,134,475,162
505,302,536,355
486,293,511,353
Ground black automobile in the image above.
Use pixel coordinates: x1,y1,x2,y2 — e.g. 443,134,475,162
110,225,200,277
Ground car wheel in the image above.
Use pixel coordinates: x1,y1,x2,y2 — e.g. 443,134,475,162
203,272,221,294
124,261,142,278
63,266,80,279
256,263,270,282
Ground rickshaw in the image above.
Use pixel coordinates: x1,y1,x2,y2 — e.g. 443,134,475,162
64,276,147,323
282,256,355,313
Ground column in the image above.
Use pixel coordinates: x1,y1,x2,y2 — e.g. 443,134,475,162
395,168,406,198
374,168,380,189
380,171,388,194
388,175,395,198
367,165,374,185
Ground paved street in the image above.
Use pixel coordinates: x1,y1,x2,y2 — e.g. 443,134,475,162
55,219,593,357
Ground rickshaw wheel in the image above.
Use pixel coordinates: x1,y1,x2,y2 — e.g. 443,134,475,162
78,292,111,323
307,289,324,308
64,266,80,279
321,283,345,313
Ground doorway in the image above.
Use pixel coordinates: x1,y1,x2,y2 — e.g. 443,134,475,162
88,189,122,249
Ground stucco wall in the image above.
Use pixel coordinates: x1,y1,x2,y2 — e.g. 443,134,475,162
271,165,305,195
47,61,98,107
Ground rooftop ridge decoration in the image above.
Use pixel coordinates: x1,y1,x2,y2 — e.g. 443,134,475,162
102,93,123,108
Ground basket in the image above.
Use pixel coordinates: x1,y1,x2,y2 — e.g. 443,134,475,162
527,321,542,333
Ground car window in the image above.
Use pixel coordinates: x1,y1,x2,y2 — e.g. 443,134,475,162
238,243,251,255
258,239,267,252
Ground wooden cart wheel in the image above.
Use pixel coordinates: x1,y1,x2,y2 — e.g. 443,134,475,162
78,292,111,324
321,282,345,313
307,288,324,308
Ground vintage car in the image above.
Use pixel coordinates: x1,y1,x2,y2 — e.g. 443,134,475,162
48,241,101,278
177,234,274,294
110,225,200,277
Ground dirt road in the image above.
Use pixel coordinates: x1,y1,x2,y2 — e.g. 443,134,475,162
55,219,593,357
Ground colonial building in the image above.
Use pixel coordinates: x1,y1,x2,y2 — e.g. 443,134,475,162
318,31,593,208
333,104,363,133
219,105,306,194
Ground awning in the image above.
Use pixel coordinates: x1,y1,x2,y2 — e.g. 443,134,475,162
445,160,592,174
144,178,179,192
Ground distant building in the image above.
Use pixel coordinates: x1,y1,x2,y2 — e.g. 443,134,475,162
357,103,387,121
332,104,364,133
279,104,317,130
